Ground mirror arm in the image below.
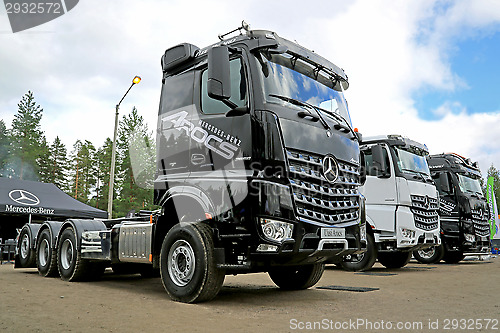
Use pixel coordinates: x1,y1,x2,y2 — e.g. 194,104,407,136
222,99,238,109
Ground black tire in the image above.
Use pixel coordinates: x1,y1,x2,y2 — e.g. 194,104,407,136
159,223,225,303
268,263,325,290
36,229,59,277
57,227,91,281
413,244,444,264
18,228,36,268
340,233,377,271
378,251,411,269
443,251,465,264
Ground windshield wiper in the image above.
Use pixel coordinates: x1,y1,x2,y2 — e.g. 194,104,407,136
269,94,331,130
401,168,432,183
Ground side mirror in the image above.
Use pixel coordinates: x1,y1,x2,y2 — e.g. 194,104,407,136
207,45,231,101
359,151,367,185
372,144,389,178
439,172,451,194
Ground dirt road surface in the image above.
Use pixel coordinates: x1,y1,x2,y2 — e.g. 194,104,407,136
0,257,498,332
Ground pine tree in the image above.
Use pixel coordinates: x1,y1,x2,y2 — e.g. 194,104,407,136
8,91,45,180
114,107,157,217
0,120,10,177
487,164,500,209
41,136,69,190
37,137,51,183
91,138,113,210
69,140,97,203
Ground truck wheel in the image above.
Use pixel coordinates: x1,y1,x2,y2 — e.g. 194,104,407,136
18,228,36,268
36,229,59,277
413,244,444,264
443,251,465,264
159,223,225,303
378,251,411,269
268,263,325,290
340,234,377,271
58,227,91,281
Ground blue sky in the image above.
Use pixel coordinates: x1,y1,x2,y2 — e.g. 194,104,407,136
415,31,500,120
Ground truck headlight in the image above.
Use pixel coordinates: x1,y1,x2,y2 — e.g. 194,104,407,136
259,218,293,243
400,228,416,239
464,233,475,243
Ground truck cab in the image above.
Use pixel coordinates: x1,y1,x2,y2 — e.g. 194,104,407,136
416,153,491,263
341,135,440,271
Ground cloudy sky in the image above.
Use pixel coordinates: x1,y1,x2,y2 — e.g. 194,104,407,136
1,0,500,175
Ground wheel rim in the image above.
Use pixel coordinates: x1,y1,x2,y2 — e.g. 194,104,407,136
61,239,74,270
168,240,195,287
20,234,29,259
417,247,436,259
39,239,49,267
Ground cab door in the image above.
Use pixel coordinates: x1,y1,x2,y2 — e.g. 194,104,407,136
360,144,398,232
188,55,252,215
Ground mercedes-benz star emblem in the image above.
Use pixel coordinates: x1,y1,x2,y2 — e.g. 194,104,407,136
423,196,429,210
322,155,339,183
9,189,40,206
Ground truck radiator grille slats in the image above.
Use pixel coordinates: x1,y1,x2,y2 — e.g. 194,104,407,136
410,195,439,231
286,149,360,225
471,209,490,237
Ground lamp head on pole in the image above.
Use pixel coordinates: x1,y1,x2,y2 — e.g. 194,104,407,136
132,76,141,84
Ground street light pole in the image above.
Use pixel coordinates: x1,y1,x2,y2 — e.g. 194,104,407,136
107,76,141,219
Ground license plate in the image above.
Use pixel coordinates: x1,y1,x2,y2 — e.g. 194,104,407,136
481,236,489,241
425,233,434,241
321,228,345,239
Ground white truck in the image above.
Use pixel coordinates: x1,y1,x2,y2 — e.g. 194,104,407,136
340,135,440,271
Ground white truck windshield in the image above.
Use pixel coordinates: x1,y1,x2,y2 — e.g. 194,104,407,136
394,147,431,177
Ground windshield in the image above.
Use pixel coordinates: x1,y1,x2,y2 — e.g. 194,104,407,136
457,174,483,194
393,147,430,176
254,51,352,126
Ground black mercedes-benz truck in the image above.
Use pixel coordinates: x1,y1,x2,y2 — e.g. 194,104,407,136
15,23,365,303
414,153,491,264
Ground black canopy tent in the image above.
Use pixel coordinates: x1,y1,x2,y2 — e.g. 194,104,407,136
0,177,107,240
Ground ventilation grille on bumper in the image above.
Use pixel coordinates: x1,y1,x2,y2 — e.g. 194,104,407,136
286,149,360,225
471,209,490,237
410,195,439,231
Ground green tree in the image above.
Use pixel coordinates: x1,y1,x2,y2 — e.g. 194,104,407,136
114,107,157,217
487,164,500,209
69,140,97,203
8,91,45,180
37,137,51,183
0,120,10,177
40,136,69,190
90,138,113,210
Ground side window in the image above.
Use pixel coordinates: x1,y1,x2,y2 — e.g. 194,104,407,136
432,172,453,195
363,146,390,177
201,57,247,114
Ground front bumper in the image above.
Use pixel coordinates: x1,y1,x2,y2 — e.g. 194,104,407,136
251,222,365,266
441,231,491,254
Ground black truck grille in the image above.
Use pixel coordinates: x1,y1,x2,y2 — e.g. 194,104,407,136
471,209,490,237
286,149,360,225
411,195,439,231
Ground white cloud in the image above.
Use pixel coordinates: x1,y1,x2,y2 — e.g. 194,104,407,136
1,0,500,176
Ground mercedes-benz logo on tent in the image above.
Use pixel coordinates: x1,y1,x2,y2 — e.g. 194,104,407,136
9,189,40,206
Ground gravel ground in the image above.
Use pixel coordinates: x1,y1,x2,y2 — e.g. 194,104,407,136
0,256,498,333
